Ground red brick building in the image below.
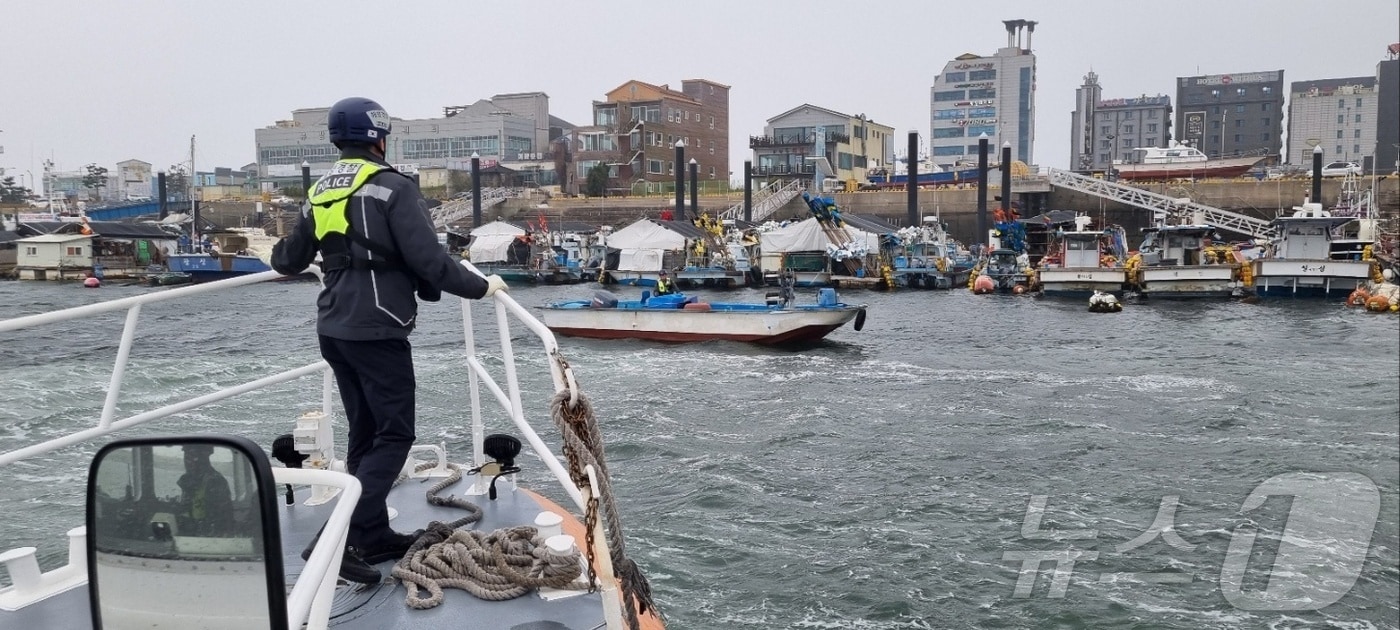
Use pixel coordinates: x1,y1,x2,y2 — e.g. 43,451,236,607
569,78,730,196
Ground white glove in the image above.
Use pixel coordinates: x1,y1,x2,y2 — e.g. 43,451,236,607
247,244,275,267
483,274,508,297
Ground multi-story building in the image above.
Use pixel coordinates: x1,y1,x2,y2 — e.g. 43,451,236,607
569,78,729,196
1069,72,1173,172
928,19,1037,169
749,104,895,187
254,93,569,189
1286,77,1378,166
1376,46,1399,174
1175,70,1284,161
115,159,153,200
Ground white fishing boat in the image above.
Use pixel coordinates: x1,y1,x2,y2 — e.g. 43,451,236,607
540,287,866,345
1035,215,1129,297
1252,202,1375,298
1131,223,1240,298
0,264,662,630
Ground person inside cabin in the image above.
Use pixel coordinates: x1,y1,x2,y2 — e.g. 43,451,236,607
655,269,676,295
177,444,233,537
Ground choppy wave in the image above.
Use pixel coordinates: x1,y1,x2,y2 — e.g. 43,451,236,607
1,282,1396,628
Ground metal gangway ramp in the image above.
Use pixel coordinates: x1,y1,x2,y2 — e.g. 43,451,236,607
430,188,518,229
719,179,804,223
1043,168,1274,239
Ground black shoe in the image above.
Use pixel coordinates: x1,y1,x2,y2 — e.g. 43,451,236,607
337,547,383,584
356,529,424,564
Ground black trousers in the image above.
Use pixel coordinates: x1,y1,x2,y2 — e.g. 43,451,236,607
318,335,415,548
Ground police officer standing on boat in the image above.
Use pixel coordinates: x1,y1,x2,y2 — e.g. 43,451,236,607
257,97,507,583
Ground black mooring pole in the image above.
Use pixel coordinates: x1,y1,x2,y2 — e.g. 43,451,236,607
906,131,919,226
1001,142,1013,217
471,153,482,228
743,160,753,223
976,135,990,243
674,141,685,220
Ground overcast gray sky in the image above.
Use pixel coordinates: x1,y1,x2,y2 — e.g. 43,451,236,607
2,0,1396,186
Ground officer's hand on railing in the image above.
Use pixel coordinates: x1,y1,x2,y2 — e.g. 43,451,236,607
483,274,508,297
248,245,275,268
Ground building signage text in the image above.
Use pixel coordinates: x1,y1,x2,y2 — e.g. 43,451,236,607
1193,71,1280,86
955,62,995,70
955,118,998,126
954,100,995,107
1098,96,1170,108
953,82,995,89
1184,111,1206,138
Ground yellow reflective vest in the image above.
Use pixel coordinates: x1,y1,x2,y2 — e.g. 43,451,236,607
309,158,387,241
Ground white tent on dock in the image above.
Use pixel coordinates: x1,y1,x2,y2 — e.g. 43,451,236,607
758,217,880,254
605,218,703,271
467,220,527,263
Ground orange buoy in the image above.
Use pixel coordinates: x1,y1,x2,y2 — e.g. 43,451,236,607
1365,295,1390,312
83,277,101,288
1346,288,1369,307
682,302,712,312
1012,284,1027,294
973,275,995,294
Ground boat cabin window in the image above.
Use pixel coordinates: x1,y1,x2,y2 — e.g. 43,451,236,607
92,444,263,557
1067,239,1092,251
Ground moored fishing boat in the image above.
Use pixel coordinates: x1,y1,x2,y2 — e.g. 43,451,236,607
1252,202,1376,298
540,287,866,345
1035,216,1129,297
1128,223,1240,298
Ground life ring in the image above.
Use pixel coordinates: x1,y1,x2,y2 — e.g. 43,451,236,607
1365,295,1391,312
1346,289,1369,307
853,308,867,331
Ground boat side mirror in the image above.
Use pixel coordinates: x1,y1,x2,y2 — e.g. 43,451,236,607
86,436,287,630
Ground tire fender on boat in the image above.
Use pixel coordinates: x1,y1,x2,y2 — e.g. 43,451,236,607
853,308,867,331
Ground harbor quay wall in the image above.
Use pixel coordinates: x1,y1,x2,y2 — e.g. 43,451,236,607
190,177,1397,246
528,178,1385,244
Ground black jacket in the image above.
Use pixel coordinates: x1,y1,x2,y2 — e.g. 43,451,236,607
271,148,487,340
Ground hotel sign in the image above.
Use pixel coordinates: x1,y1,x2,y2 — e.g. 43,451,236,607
1193,71,1279,86
954,62,995,70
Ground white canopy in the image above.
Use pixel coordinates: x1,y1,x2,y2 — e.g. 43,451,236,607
759,217,880,253
606,219,690,272
605,219,687,250
468,220,526,263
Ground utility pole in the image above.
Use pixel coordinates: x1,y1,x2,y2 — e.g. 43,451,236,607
190,135,199,250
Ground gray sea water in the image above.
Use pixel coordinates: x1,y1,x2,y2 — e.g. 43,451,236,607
1,279,1397,629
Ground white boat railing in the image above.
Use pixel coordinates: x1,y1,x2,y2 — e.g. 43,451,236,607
0,261,616,627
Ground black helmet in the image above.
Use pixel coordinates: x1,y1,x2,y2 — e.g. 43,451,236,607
327,97,392,145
